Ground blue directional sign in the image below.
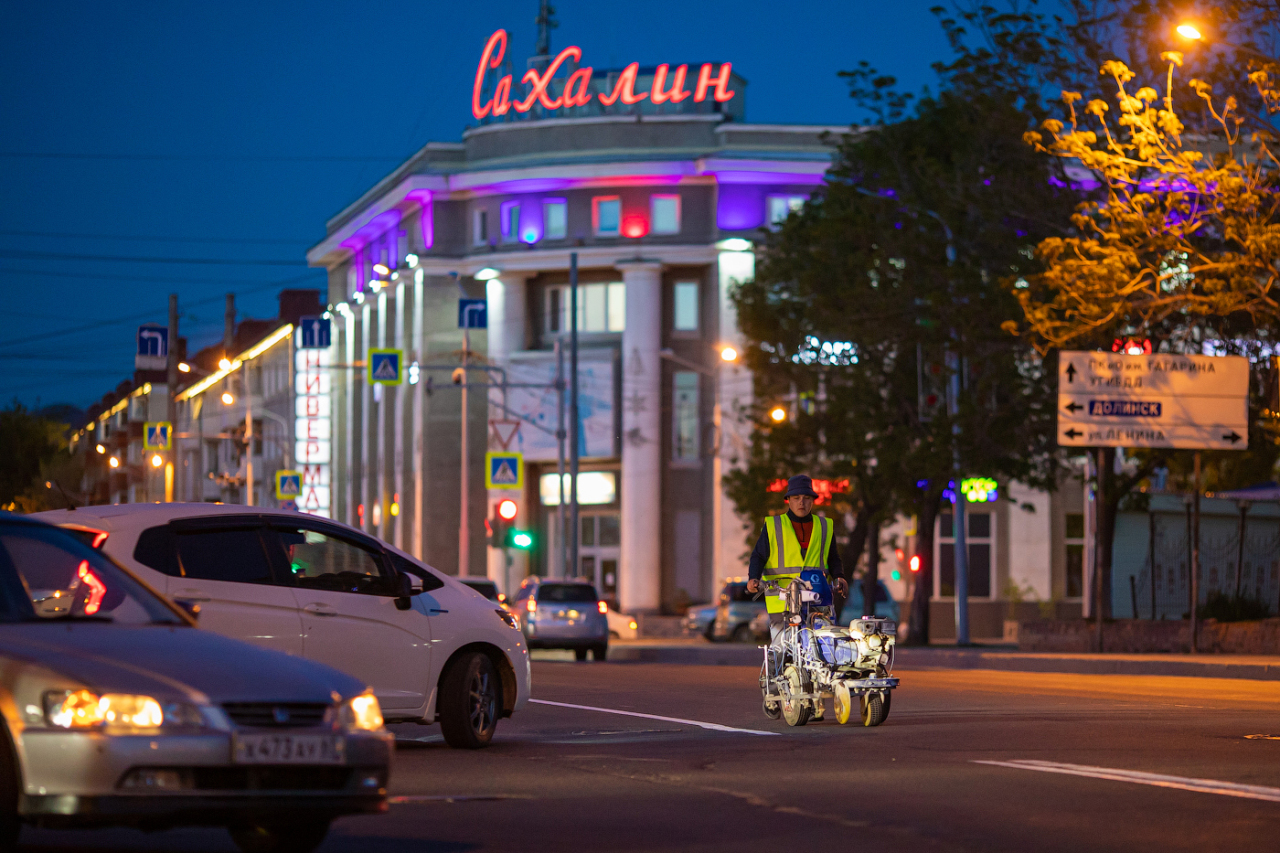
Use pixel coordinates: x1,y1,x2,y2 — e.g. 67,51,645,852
298,316,331,349
368,349,403,385
143,422,172,451
458,299,488,329
136,325,169,370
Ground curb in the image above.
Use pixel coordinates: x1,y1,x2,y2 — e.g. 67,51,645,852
603,642,1280,680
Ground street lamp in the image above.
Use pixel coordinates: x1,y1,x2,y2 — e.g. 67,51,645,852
1176,21,1273,62
109,457,120,469
218,357,233,371
769,406,788,423
151,454,163,468
221,392,235,405
719,345,738,362
1176,23,1202,40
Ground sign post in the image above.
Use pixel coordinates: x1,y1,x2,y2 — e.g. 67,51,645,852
1057,351,1250,654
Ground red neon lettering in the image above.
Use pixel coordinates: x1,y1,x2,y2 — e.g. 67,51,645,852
651,64,691,104
564,66,594,107
304,374,322,394
598,63,648,106
515,46,582,112
303,465,325,485
492,75,512,116
302,488,321,510
694,63,735,103
472,30,509,120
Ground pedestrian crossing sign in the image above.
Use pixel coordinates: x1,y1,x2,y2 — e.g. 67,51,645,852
143,422,172,450
275,470,302,499
485,451,523,490
368,349,403,385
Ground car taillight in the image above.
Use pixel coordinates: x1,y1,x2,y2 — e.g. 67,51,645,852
526,598,537,613
90,531,109,549
597,601,608,615
77,561,106,615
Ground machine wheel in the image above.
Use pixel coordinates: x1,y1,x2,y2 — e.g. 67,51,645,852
762,696,782,719
229,819,330,853
860,691,888,727
439,652,500,749
590,643,608,661
833,682,854,725
781,665,810,727
574,648,589,661
731,624,753,643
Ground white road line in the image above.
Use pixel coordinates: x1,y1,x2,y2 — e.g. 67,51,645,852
530,698,780,736
972,759,1280,803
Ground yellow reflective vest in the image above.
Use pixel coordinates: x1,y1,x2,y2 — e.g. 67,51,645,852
762,513,833,614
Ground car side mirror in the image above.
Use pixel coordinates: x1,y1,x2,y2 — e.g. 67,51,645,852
394,572,422,610
173,599,201,622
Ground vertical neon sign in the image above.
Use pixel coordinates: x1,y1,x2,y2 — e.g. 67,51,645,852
295,336,333,517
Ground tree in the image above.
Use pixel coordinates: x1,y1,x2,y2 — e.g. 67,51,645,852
728,3,1071,643
0,402,77,512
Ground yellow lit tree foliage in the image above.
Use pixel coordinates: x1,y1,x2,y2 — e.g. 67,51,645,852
1009,53,1280,351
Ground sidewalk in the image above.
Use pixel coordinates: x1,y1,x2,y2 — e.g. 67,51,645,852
605,639,1280,680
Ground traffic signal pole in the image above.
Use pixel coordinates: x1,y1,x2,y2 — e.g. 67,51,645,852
569,252,580,581
460,326,471,577
166,293,178,502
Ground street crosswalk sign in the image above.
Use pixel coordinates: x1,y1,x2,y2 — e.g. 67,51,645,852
275,470,302,499
484,451,523,490
368,349,403,385
143,422,172,450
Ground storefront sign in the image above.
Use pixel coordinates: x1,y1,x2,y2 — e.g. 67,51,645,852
472,29,735,120
295,334,333,517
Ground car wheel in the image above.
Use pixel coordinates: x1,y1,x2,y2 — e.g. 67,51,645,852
731,624,753,643
574,647,589,661
703,624,717,643
439,652,501,749
0,724,20,849
228,819,330,853
591,643,608,661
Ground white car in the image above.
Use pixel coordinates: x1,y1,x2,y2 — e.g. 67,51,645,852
34,504,530,749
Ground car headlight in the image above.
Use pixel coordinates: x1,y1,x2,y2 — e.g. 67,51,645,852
496,608,518,629
44,690,164,729
339,692,384,732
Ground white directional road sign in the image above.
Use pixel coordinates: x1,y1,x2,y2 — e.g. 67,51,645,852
1057,351,1249,450
136,325,169,371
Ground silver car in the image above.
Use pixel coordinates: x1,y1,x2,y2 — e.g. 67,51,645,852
510,578,609,661
0,513,392,853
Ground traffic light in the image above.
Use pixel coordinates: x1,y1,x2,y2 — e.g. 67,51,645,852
488,500,515,548
509,530,534,549
909,555,921,573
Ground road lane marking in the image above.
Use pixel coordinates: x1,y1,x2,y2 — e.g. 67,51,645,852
389,795,532,804
530,698,779,736
973,759,1280,803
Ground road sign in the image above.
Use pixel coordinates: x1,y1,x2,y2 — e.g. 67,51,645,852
275,470,302,499
368,349,403,385
136,325,168,370
298,316,331,349
485,451,523,489
489,419,522,450
143,422,172,451
459,299,488,329
1057,351,1249,450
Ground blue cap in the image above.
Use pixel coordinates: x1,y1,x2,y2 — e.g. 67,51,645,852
784,475,818,498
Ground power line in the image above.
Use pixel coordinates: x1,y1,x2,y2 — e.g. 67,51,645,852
0,228,314,244
0,249,302,265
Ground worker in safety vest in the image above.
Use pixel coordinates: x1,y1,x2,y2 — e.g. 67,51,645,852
745,474,848,633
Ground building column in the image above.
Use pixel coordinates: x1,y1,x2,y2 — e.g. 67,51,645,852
486,273,529,595
618,261,663,613
715,246,755,585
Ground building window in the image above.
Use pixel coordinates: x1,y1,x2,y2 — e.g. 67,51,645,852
673,371,700,461
500,201,520,243
673,281,699,331
593,197,621,237
473,208,489,245
936,510,994,598
544,199,567,240
546,282,625,334
651,194,680,235
1065,512,1085,598
767,195,806,227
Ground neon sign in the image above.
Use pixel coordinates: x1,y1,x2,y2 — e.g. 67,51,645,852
295,335,333,517
767,478,849,506
472,29,735,121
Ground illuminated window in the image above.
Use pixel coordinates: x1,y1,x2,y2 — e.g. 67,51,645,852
936,511,994,598
593,197,621,237
672,372,699,460
767,195,806,227
473,208,489,245
651,195,680,234
544,199,567,239
673,281,698,331
500,202,521,243
546,283,625,334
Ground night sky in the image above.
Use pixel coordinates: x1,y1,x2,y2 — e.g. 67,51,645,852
0,1,951,412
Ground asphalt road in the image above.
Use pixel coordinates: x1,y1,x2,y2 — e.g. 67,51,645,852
21,658,1280,852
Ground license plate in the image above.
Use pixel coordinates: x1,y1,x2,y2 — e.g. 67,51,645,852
232,733,345,765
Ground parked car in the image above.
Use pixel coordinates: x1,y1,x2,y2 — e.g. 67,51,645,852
683,602,718,640
510,577,609,660
605,606,638,639
459,577,512,612
711,579,767,642
0,511,393,853
34,504,530,750
840,579,901,624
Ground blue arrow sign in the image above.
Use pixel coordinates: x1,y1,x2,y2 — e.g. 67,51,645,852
136,325,168,357
299,316,331,349
459,299,488,329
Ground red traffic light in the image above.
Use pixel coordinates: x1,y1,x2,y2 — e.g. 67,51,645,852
497,499,518,521
909,555,921,573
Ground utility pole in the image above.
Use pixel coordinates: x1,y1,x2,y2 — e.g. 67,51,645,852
1191,450,1202,653
556,338,567,579
569,252,580,580
948,351,969,645
166,294,178,502
459,325,471,577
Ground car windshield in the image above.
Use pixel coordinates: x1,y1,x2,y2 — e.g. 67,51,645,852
0,524,183,624
537,583,597,603
723,583,753,603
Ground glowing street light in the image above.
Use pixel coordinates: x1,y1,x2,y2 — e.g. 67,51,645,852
218,357,233,371
769,406,788,423
151,454,164,468
373,263,390,276
95,444,105,454
178,362,191,373
1176,23,1202,41
474,267,501,281
108,457,120,469
221,392,235,405
720,345,738,362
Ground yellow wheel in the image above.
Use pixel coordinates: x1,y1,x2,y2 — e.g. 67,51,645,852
834,682,853,725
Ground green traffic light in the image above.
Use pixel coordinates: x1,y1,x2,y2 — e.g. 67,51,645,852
510,530,534,549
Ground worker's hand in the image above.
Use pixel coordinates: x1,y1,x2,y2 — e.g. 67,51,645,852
834,578,849,597
747,578,761,594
